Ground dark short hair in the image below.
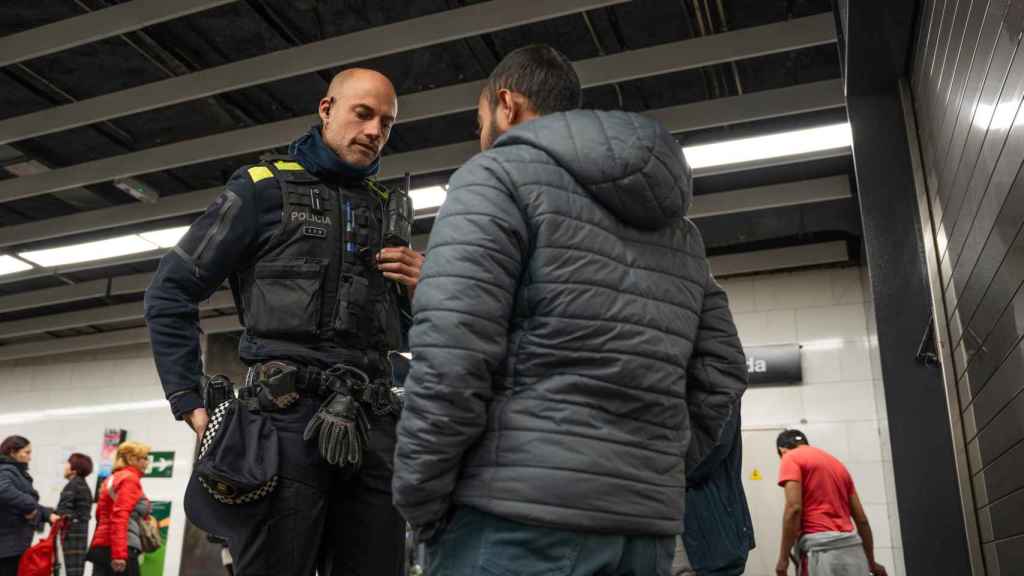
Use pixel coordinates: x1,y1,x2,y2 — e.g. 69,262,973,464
777,429,809,454
1,435,30,457
486,44,581,115
68,453,94,478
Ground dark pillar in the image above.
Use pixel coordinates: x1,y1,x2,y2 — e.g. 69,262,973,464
844,1,971,574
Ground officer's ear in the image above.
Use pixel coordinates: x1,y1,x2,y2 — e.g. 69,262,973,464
318,96,336,127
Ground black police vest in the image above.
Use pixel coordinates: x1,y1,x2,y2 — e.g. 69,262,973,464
232,158,402,366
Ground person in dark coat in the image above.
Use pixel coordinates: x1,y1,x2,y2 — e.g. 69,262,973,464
676,407,755,576
56,453,94,576
393,44,748,576
0,435,57,576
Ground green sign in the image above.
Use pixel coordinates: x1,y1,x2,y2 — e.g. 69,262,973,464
145,452,175,478
140,500,171,576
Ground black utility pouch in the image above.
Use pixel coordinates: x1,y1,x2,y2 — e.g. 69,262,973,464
196,389,279,505
334,274,369,336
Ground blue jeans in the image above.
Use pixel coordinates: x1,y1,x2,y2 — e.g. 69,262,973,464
427,506,675,576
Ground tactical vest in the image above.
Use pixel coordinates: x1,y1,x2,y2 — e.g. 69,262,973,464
232,158,402,365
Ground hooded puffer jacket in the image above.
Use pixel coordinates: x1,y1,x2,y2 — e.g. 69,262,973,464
394,110,747,536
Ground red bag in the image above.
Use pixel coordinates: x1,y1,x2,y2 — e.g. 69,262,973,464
17,517,64,576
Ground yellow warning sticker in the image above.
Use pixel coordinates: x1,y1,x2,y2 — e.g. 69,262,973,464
751,468,763,481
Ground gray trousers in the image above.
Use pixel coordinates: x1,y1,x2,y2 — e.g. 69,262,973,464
798,531,870,576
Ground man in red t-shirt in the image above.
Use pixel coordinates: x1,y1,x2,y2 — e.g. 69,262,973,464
774,430,887,576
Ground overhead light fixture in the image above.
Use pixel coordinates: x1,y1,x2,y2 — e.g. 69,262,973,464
0,399,166,425
410,185,448,211
0,255,33,276
682,123,853,170
20,233,160,267
138,226,189,248
16,224,190,268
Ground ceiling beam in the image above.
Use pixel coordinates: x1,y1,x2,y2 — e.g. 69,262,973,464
711,241,850,277
412,174,853,223
0,15,838,205
0,290,233,340
0,240,851,361
0,272,152,315
0,78,845,246
0,0,626,147
0,250,165,287
689,175,852,218
0,0,239,68
0,314,239,363
0,188,219,248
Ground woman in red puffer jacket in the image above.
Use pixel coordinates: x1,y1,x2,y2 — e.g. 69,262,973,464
88,442,152,576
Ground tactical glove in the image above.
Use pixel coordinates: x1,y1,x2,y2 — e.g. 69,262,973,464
304,391,370,468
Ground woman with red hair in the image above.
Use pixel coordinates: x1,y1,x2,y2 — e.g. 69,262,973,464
56,453,94,576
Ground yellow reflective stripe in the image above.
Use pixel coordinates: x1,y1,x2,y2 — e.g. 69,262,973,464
364,179,390,202
273,160,304,171
247,166,273,183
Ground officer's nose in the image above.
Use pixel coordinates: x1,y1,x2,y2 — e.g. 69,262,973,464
364,119,384,142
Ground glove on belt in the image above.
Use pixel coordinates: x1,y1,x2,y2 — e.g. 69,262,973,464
303,365,372,470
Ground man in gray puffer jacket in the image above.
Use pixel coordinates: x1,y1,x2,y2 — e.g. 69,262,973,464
393,44,748,575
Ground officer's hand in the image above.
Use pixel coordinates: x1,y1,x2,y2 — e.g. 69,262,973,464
185,407,209,440
377,247,424,296
111,559,127,572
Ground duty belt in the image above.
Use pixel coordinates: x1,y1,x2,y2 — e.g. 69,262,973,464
244,358,399,416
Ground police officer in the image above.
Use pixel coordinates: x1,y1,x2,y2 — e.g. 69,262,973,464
144,68,422,576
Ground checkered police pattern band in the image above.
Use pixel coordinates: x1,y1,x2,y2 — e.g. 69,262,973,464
198,400,230,460
199,474,278,505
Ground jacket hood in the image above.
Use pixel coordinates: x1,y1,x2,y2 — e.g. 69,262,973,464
493,110,692,229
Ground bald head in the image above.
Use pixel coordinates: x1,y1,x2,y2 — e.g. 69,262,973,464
318,68,398,167
326,68,397,102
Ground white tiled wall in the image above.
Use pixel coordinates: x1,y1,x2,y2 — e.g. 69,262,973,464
722,266,906,576
0,344,194,576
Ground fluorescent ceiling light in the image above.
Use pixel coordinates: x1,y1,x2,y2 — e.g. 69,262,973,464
0,399,166,425
0,255,32,276
801,338,846,351
682,123,852,170
411,186,448,211
138,226,189,248
17,224,190,268
20,233,159,267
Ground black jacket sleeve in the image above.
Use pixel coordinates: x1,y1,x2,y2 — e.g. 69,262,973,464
685,271,748,479
144,168,273,419
393,153,528,528
55,480,75,517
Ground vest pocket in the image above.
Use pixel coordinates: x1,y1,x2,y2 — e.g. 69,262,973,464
333,273,369,338
248,259,325,340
